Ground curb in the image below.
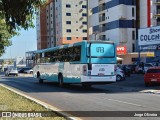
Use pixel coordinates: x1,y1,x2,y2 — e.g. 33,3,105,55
0,84,81,120
140,89,160,94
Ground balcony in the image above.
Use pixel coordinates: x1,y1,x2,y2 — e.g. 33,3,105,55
99,3,105,12
153,11,160,18
99,26,106,32
154,0,160,5
99,16,105,22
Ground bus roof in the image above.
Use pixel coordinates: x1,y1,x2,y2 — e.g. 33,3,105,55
34,40,115,54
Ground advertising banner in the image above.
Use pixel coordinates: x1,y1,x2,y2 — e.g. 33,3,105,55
138,26,160,46
116,46,127,55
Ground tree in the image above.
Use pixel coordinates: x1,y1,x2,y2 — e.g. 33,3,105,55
0,0,45,56
0,0,45,32
0,16,15,56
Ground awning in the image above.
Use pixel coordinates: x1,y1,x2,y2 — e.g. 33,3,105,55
117,57,124,61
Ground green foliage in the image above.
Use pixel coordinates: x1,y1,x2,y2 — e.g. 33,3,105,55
0,0,46,32
0,17,14,56
0,0,46,56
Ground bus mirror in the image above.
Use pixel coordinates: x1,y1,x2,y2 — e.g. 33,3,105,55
88,63,92,70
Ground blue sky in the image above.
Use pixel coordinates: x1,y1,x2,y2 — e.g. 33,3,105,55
0,25,37,59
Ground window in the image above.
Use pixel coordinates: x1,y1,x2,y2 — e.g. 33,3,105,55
132,31,135,40
132,44,135,52
66,13,71,16
67,37,71,40
82,22,87,25
82,30,87,33
66,4,71,8
82,13,87,17
132,7,135,17
82,5,87,8
44,46,81,62
66,21,71,24
66,29,71,32
83,37,87,40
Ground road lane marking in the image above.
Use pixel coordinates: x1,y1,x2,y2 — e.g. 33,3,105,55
107,98,145,108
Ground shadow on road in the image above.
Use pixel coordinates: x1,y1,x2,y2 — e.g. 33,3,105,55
0,73,160,94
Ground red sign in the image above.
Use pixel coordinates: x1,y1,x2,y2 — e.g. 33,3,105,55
116,46,127,55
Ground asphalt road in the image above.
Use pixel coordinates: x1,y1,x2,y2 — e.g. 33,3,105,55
0,73,160,120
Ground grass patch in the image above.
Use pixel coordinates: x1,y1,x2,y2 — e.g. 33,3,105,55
0,86,66,120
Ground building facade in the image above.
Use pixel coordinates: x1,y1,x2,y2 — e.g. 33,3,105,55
37,0,88,48
138,0,160,28
36,5,48,50
88,0,136,54
55,0,88,45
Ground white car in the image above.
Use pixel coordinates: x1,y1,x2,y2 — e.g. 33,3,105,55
24,68,33,74
135,63,153,73
116,67,125,81
5,67,18,76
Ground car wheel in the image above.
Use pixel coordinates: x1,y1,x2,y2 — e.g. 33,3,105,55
30,71,33,74
145,83,150,87
116,75,122,81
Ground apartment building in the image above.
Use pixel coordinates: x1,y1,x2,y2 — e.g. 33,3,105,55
138,0,160,28
88,0,136,54
55,0,88,45
46,0,56,48
37,0,88,48
36,5,48,50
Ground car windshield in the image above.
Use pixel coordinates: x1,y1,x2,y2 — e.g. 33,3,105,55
147,69,160,73
145,64,153,67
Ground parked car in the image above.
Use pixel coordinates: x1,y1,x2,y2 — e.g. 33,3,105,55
116,67,125,81
18,67,33,74
144,67,160,86
127,64,137,73
135,63,153,74
117,65,131,77
5,67,18,76
121,65,131,77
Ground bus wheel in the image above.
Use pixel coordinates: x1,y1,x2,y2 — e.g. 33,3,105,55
37,73,43,84
58,75,64,87
82,83,92,89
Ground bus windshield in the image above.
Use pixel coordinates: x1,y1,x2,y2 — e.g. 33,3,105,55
89,43,115,58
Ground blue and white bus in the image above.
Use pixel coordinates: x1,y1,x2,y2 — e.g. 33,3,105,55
32,40,117,87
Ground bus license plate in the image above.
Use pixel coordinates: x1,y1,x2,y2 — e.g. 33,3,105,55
151,79,157,82
98,73,104,76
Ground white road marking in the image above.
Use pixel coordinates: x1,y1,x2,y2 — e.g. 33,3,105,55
107,98,145,107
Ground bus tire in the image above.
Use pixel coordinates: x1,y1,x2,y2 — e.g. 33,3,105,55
58,74,64,87
37,72,43,84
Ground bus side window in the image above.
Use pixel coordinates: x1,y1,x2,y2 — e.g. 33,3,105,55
73,46,81,61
